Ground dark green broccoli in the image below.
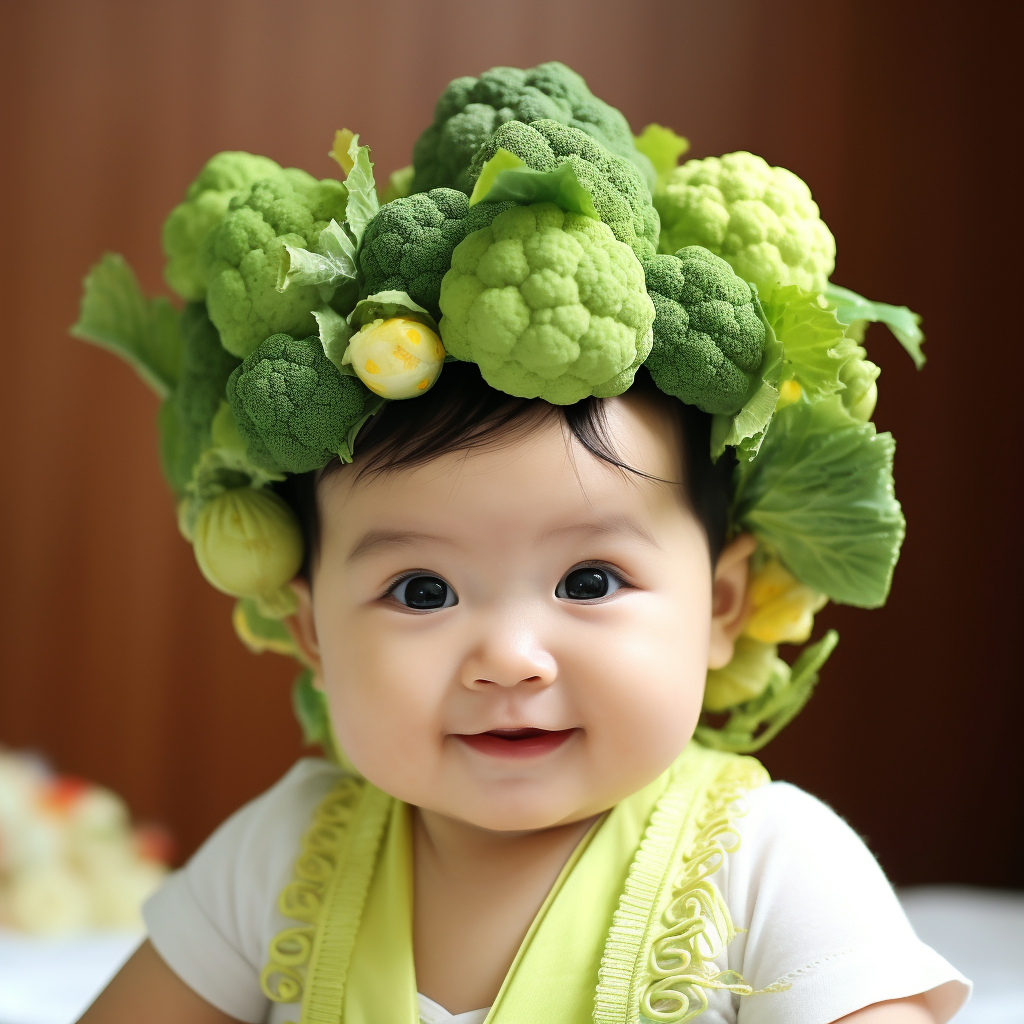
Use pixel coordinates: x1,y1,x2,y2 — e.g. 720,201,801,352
226,334,372,474
411,62,654,195
467,119,660,262
158,303,241,493
357,189,516,319
643,247,766,415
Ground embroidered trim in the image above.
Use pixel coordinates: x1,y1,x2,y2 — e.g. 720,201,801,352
259,774,376,1008
595,753,773,1024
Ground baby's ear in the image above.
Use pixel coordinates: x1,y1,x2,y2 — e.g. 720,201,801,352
286,578,325,687
707,534,757,670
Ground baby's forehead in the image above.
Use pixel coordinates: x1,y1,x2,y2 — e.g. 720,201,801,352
317,409,694,551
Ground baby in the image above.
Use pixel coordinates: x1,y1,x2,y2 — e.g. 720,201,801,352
73,61,967,1024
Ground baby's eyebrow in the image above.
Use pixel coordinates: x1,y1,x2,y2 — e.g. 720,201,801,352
347,529,453,563
544,515,660,548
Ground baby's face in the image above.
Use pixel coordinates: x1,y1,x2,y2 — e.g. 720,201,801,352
301,393,739,831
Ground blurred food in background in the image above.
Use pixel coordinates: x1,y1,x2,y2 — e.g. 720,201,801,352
0,748,170,934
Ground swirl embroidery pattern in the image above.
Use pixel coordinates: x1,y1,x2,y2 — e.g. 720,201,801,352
259,775,368,1007
640,758,783,1022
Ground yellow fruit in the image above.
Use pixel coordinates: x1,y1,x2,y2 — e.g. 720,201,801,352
343,317,445,399
744,556,827,644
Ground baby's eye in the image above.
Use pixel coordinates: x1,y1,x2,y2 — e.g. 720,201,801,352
555,566,625,601
389,574,458,611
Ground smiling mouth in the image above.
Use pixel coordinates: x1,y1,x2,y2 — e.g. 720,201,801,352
455,727,577,759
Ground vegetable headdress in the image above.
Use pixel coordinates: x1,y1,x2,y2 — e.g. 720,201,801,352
73,61,923,755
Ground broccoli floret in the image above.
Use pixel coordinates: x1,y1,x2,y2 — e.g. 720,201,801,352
655,152,836,295
158,303,241,493
439,203,655,405
643,247,766,415
162,152,283,301
226,334,371,474
357,189,516,319
199,172,348,358
467,120,660,262
411,62,654,195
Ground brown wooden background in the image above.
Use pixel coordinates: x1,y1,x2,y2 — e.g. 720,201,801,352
1,0,1021,887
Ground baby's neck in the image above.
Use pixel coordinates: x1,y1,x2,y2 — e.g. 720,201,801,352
411,807,599,1014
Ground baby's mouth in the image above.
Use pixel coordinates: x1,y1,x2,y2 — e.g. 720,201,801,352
455,727,577,759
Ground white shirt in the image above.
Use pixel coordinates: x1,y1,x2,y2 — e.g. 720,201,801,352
143,759,969,1024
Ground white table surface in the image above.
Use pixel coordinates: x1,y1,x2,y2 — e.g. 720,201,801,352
0,886,1020,1024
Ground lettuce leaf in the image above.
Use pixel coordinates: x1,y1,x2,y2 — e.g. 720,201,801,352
469,150,599,220
347,289,440,335
72,253,183,398
765,285,848,402
710,290,784,461
277,219,358,302
233,597,299,657
341,132,379,247
313,304,355,375
733,397,905,607
634,123,689,183
824,282,925,369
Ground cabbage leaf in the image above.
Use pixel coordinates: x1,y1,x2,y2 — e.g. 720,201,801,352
825,282,925,369
733,397,904,607
766,285,848,402
469,149,599,221
72,253,183,398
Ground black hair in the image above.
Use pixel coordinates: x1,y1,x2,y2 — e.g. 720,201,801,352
275,362,735,580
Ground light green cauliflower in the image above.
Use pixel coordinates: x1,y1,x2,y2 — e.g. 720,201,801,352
162,151,283,301
198,171,348,358
439,203,655,404
655,152,836,296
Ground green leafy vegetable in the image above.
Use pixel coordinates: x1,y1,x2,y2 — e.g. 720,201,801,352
312,305,355,374
72,253,183,398
277,219,357,301
733,397,905,607
634,123,689,183
710,291,784,461
348,290,440,334
824,282,925,369
765,285,848,402
468,150,599,220
696,630,838,753
342,133,380,247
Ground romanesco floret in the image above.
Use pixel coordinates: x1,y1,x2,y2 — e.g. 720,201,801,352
439,203,655,405
411,62,654,195
199,172,348,359
358,189,515,319
158,303,241,493
655,152,836,296
162,152,283,301
643,247,766,415
467,120,660,262
226,334,371,474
